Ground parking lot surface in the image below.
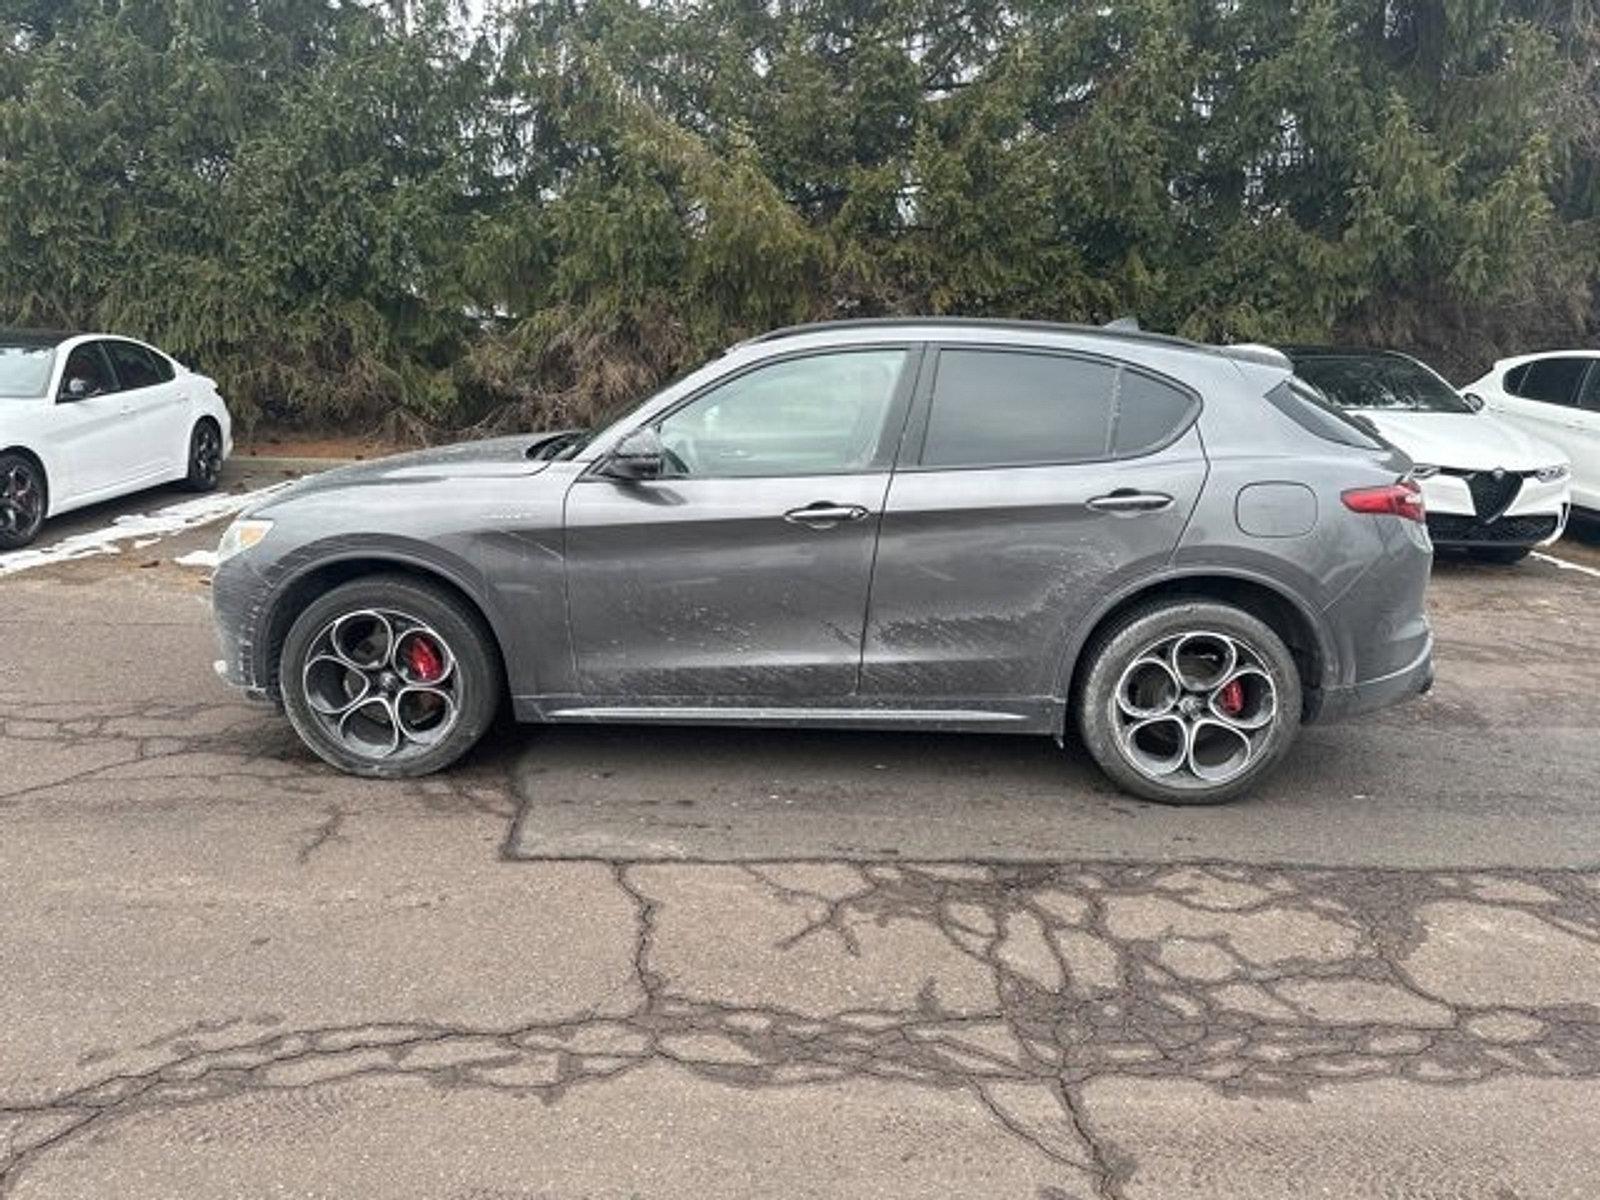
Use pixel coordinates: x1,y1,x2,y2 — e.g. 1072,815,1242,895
2,470,1599,1198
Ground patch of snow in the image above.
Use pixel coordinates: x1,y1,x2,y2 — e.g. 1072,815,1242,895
0,481,298,578
174,549,221,569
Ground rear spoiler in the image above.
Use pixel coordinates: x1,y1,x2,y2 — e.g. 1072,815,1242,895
1217,342,1293,370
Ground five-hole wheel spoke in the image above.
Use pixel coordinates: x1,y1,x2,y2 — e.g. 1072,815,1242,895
1113,630,1280,787
301,608,460,761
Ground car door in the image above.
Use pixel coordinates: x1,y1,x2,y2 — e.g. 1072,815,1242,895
859,345,1208,709
48,340,137,500
101,339,188,478
1488,355,1588,448
1572,364,1600,510
563,345,919,699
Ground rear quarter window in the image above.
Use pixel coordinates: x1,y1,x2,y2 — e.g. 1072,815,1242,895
1265,377,1384,450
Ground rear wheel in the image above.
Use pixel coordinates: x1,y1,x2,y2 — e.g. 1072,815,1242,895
279,575,502,777
184,419,223,491
1076,601,1302,805
0,452,47,551
1466,545,1530,565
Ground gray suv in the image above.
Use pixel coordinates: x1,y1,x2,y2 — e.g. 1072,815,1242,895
211,319,1434,804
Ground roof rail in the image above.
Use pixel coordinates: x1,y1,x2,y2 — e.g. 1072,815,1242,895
737,317,1200,351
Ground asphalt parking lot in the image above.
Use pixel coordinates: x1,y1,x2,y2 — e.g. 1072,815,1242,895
3,464,1599,1198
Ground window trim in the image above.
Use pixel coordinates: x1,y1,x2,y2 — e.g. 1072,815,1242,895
580,343,925,482
899,343,1202,473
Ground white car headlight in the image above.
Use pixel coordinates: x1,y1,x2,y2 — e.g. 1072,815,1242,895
217,517,273,562
1535,464,1570,484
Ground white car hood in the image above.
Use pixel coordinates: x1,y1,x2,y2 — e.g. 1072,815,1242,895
1357,410,1567,472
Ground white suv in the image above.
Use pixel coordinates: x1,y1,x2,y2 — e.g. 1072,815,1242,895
1464,352,1600,516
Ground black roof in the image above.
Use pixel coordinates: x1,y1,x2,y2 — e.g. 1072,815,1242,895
0,329,81,348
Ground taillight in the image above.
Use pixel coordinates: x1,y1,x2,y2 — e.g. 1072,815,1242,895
1342,480,1426,523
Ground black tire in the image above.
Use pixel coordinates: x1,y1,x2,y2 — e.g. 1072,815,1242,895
1466,545,1531,565
184,419,224,491
279,574,502,777
1075,600,1303,806
0,451,48,552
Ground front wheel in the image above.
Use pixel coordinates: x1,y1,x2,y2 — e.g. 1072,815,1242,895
279,575,502,777
1075,601,1302,805
0,452,48,551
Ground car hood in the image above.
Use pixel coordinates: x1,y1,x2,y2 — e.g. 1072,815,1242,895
252,432,570,511
1355,410,1568,472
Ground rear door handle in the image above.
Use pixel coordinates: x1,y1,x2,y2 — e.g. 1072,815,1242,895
1087,490,1174,514
784,502,870,528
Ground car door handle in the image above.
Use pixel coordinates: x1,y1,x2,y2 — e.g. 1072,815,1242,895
783,502,870,527
1087,490,1174,514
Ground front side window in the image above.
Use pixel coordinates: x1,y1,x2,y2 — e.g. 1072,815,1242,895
1291,354,1472,414
657,349,908,477
0,342,55,400
104,340,166,390
58,343,117,399
919,349,1194,468
1511,356,1589,407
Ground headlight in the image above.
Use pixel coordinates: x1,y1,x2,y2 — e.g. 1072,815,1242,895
217,517,273,562
1535,464,1570,484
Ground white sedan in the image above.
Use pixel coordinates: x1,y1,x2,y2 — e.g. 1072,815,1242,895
0,330,232,550
1463,351,1600,516
1284,346,1570,563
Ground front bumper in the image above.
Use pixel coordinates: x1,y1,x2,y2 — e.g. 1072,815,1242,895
1419,472,1569,547
1317,631,1434,721
210,553,275,701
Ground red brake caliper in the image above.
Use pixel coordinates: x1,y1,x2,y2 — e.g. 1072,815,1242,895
1218,678,1245,716
404,636,445,683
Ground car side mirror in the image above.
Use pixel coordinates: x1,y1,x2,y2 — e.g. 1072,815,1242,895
62,377,91,401
602,427,665,481
1461,391,1486,413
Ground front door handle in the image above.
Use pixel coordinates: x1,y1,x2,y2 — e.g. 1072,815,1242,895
784,502,870,528
1087,489,1174,515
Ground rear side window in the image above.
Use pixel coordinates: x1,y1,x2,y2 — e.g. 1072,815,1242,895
1265,377,1384,450
1510,357,1587,406
104,340,166,390
919,349,1195,468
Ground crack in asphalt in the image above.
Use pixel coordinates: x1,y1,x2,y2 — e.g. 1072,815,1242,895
5,686,1600,1196
3,858,1598,1197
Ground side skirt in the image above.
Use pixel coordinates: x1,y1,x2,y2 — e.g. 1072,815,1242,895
513,696,1065,736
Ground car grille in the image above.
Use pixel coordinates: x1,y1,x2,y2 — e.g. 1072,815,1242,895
1441,468,1524,523
1427,513,1558,545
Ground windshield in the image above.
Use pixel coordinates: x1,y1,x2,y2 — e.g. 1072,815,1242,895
1291,353,1473,414
0,343,56,399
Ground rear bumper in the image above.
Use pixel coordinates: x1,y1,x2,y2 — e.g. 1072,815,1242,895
1316,631,1434,721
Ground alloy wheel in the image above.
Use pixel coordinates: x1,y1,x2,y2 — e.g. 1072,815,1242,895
192,424,223,485
0,461,44,540
1111,630,1280,787
300,608,462,761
